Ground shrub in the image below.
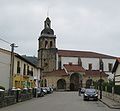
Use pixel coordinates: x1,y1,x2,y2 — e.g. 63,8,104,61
114,85,120,95
0,86,5,90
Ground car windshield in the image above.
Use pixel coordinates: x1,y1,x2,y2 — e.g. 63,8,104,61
85,89,96,94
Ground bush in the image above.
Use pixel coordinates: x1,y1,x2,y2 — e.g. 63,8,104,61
0,86,5,90
114,85,120,95
107,85,112,93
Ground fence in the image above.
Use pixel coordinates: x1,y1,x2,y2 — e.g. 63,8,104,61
0,89,33,108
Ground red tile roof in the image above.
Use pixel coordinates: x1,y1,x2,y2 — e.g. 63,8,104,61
43,69,68,77
85,70,108,77
63,64,85,72
58,49,116,59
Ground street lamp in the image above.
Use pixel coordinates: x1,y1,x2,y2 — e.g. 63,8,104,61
9,43,18,89
99,59,103,99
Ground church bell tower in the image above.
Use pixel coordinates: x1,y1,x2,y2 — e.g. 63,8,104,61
38,17,57,73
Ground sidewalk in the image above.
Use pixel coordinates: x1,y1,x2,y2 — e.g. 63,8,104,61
99,96,120,109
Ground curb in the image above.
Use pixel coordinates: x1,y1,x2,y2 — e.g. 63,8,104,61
99,99,120,109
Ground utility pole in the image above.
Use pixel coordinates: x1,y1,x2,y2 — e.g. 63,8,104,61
9,43,18,89
99,58,103,99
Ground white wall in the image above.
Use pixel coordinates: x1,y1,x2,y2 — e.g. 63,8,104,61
81,58,99,70
61,57,78,68
59,56,116,79
0,51,10,89
102,59,116,72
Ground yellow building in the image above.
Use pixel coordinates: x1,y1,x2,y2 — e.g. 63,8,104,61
12,54,41,89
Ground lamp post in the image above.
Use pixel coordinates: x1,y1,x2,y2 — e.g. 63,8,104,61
9,43,18,89
99,59,103,99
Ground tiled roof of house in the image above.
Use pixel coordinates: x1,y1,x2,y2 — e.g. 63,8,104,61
85,70,108,77
43,69,68,77
22,55,38,66
58,49,116,59
63,64,85,72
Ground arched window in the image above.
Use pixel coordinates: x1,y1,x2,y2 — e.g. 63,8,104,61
45,40,48,48
50,41,53,48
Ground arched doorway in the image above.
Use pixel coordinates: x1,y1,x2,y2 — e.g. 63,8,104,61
86,79,93,88
70,73,82,91
57,79,66,89
70,83,75,91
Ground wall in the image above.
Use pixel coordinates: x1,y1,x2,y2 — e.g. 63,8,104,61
81,58,99,70
13,57,40,88
102,59,116,72
61,57,78,69
115,64,120,85
59,56,116,79
0,51,10,89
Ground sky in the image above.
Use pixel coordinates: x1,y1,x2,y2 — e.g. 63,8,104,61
0,0,120,57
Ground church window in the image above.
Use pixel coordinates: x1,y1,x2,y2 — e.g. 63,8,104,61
50,41,53,48
45,40,48,48
47,32,50,34
88,64,92,70
108,63,113,72
58,61,61,69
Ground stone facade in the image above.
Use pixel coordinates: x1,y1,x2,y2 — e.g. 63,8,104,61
38,17,57,73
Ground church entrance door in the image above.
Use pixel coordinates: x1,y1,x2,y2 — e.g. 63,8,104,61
57,79,66,89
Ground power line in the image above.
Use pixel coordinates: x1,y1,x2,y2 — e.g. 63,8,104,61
0,37,11,45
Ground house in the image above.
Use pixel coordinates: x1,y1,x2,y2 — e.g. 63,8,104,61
0,48,41,89
112,58,120,85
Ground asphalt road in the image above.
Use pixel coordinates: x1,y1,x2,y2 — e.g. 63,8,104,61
0,92,120,111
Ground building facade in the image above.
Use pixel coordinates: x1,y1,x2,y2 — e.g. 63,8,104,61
0,48,41,89
112,58,120,85
38,17,116,90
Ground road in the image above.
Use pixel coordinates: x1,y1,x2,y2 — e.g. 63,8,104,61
0,92,120,111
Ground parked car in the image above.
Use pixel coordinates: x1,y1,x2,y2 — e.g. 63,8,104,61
81,88,86,94
41,87,48,95
36,88,44,97
83,88,98,101
49,87,53,93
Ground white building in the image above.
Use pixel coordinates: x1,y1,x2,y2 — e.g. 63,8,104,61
57,50,116,79
0,48,41,90
112,58,120,85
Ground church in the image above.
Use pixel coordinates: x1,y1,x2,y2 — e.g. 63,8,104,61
38,17,116,91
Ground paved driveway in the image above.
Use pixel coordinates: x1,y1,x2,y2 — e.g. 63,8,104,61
0,92,119,111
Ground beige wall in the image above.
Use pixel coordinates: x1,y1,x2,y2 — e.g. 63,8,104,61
43,74,108,89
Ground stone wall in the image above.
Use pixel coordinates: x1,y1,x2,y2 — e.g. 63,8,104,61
0,91,33,108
